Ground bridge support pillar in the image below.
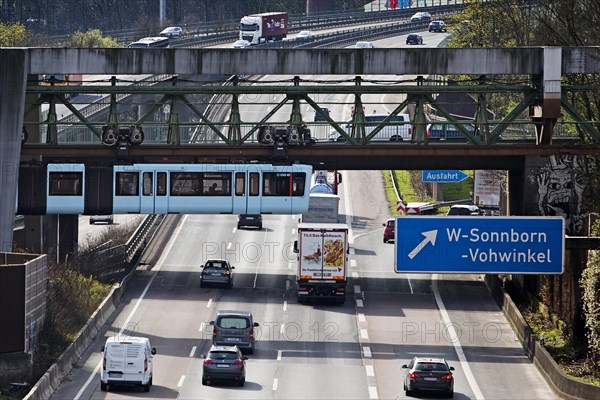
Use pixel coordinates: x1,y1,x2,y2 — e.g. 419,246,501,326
0,50,28,252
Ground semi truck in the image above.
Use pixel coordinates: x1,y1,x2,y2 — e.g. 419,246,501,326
294,193,349,304
239,12,288,45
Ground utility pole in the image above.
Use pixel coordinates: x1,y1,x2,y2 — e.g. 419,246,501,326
160,0,166,26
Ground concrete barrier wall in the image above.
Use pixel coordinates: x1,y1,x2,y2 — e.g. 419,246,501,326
484,274,600,400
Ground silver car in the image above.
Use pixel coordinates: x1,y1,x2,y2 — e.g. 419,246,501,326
402,357,455,397
89,215,113,224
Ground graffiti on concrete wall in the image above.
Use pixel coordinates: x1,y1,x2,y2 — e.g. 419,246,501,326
529,155,587,234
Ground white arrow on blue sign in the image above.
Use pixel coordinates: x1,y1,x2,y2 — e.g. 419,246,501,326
422,170,469,183
394,216,564,274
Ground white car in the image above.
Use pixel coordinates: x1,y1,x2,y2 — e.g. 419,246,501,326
296,30,314,39
159,26,183,38
355,41,374,48
232,39,251,48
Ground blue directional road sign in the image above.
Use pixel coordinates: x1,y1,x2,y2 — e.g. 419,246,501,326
395,216,564,274
422,170,469,183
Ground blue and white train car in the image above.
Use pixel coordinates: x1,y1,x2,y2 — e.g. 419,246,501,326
17,163,312,215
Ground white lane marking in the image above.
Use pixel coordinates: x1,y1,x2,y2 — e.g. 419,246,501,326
351,271,359,279
368,386,378,399
252,228,268,288
342,171,354,244
74,215,189,400
291,228,296,235
288,261,294,269
280,323,285,335
199,322,205,332
356,299,364,308
189,346,196,358
272,378,279,391
277,349,282,361
363,346,372,358
360,329,369,339
282,300,288,311
207,298,213,308
233,227,237,233
407,273,414,294
365,365,375,377
350,259,357,267
227,242,232,250
358,313,366,322
432,274,485,400
177,375,185,387
354,285,361,293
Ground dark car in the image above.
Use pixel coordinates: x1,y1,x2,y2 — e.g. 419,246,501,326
89,215,113,224
383,218,395,243
428,20,447,32
237,214,263,229
314,107,331,122
427,123,473,141
200,259,235,288
447,204,483,216
202,345,247,386
406,34,423,45
210,310,259,354
402,357,455,397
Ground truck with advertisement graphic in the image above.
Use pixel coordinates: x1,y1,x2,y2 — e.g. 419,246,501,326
294,193,348,304
239,12,288,45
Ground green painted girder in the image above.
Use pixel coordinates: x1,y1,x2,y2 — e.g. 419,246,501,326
560,93,600,142
26,82,535,96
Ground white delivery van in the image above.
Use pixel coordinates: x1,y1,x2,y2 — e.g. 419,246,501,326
100,336,156,392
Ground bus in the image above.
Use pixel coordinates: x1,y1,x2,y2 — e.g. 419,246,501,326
127,37,170,48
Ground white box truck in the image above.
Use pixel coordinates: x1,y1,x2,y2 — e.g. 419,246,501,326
294,193,348,304
239,12,288,45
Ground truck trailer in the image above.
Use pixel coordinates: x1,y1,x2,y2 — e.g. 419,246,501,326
294,193,348,304
239,12,288,45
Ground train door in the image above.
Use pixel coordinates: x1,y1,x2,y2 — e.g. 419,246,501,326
232,172,247,213
246,171,261,214
140,170,169,213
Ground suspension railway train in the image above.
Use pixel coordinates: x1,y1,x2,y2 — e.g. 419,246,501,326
17,163,313,215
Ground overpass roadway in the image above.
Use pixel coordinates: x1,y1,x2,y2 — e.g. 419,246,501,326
47,170,556,400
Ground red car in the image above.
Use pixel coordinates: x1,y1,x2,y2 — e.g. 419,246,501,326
383,218,395,243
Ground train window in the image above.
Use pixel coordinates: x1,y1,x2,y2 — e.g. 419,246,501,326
292,172,307,196
171,172,202,196
263,172,306,196
143,172,153,196
235,172,245,196
249,173,260,196
157,172,167,196
202,172,231,196
116,172,139,196
49,172,82,196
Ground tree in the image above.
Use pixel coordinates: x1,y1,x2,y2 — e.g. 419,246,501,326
0,22,28,46
67,29,121,48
